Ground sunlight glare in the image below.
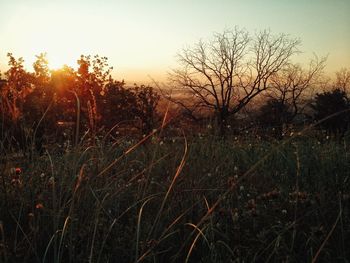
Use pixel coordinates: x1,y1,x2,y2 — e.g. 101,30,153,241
47,53,77,70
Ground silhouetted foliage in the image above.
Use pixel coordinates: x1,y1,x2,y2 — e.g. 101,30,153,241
0,53,163,151
23,53,54,153
101,80,137,131
257,98,292,137
312,89,350,136
0,53,34,150
2,49,349,149
76,55,112,136
2,53,34,123
133,84,160,134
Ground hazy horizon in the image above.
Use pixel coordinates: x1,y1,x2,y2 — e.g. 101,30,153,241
1,0,349,84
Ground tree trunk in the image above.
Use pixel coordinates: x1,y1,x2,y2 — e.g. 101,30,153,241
216,108,229,137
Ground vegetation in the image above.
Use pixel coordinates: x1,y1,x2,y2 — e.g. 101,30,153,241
1,28,350,262
1,133,350,262
0,53,160,152
312,89,350,136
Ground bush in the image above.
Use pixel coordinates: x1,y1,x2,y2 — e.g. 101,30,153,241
312,89,350,136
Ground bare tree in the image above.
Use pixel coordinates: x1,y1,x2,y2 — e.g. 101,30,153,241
335,67,350,93
267,55,327,122
169,28,300,134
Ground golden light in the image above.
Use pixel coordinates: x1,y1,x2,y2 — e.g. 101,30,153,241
47,52,77,70
5,6,90,71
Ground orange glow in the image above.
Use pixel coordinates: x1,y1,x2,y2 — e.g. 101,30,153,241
47,53,77,70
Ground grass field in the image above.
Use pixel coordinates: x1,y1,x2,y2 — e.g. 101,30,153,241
1,131,349,262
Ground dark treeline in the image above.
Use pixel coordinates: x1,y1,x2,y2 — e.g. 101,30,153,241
0,53,160,152
164,29,350,138
1,45,350,154
1,29,350,263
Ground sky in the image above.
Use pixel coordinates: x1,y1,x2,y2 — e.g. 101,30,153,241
0,0,349,84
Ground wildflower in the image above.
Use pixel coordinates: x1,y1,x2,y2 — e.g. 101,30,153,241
48,176,55,187
246,199,256,210
234,166,238,172
261,189,280,200
227,177,236,188
239,186,244,191
11,179,22,188
35,203,44,210
282,209,287,214
232,210,239,222
15,167,22,175
289,191,308,201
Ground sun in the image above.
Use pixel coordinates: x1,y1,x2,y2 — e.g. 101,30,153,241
47,52,77,70
11,10,84,71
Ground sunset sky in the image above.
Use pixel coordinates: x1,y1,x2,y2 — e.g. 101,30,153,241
0,0,349,84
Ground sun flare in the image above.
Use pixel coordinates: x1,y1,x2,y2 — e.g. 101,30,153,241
47,53,77,70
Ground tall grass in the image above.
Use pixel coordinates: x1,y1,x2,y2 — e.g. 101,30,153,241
0,130,349,262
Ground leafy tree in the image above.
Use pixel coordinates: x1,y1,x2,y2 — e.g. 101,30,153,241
22,53,54,152
51,65,78,120
258,98,292,135
23,53,54,124
312,89,350,136
76,55,112,134
0,54,34,150
50,65,81,144
1,53,34,123
133,85,160,134
101,80,137,131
